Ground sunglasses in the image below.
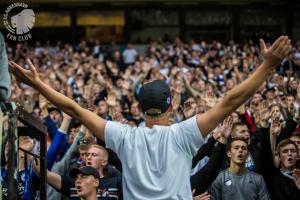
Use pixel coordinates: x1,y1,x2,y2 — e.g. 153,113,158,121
77,139,90,146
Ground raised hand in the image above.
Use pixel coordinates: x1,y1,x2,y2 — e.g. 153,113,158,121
183,99,197,119
258,100,271,122
212,124,222,140
271,108,280,122
9,59,40,87
236,103,246,115
172,92,181,111
260,36,291,68
62,112,72,121
292,169,300,190
270,120,282,136
79,124,87,135
106,91,117,107
19,136,34,152
112,112,128,124
203,91,218,108
220,116,233,138
39,94,48,110
38,94,49,118
297,84,300,100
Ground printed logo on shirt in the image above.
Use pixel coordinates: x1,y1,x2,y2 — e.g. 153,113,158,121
1,169,28,199
167,97,171,104
225,179,232,186
3,2,35,41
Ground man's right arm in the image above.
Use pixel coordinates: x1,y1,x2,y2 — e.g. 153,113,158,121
47,171,62,191
32,161,62,191
35,80,107,141
9,60,107,141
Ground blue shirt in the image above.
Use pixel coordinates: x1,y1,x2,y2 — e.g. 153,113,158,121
1,167,32,200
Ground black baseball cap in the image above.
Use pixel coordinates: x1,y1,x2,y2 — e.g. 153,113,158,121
69,166,100,179
138,80,172,116
48,107,62,116
263,87,276,96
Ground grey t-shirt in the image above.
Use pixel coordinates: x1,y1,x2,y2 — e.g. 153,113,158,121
209,170,270,200
105,116,204,200
0,31,11,101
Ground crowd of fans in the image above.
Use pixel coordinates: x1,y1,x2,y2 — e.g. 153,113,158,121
2,33,300,200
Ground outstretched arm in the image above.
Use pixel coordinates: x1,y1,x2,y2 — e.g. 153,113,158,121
32,160,62,191
197,36,291,138
9,59,107,141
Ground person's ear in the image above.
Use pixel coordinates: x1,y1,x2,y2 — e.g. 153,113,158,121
94,178,99,187
102,159,108,167
276,151,281,159
227,151,231,158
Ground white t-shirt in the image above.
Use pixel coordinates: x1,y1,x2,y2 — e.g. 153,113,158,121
105,116,203,200
122,49,137,64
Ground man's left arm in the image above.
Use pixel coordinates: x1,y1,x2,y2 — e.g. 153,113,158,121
257,175,271,200
197,36,291,138
208,175,222,200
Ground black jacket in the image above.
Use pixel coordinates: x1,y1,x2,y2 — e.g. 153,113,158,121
260,127,300,200
190,139,226,195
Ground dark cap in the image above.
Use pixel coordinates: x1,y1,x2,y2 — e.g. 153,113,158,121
266,87,276,92
69,166,100,179
48,107,62,115
138,80,172,116
263,87,276,96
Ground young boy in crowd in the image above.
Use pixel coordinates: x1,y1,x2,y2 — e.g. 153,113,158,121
209,138,270,200
69,166,100,200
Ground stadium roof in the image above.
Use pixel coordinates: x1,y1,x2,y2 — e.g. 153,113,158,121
0,0,287,5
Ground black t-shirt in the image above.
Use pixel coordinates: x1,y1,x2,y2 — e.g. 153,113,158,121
60,175,123,200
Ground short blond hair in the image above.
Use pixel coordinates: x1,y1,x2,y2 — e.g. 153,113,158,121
87,144,109,159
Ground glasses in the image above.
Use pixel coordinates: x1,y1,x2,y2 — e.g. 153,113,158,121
80,152,86,157
85,152,99,157
77,139,90,145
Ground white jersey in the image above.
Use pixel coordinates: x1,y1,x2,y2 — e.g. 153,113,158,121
105,116,203,200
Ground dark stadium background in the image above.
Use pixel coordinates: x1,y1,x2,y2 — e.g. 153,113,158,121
0,0,299,44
